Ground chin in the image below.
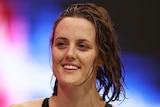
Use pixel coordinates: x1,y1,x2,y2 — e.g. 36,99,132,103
58,77,84,87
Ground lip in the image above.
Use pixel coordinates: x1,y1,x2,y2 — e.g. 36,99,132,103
62,63,80,72
62,63,80,67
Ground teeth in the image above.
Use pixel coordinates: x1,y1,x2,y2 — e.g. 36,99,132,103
64,65,79,70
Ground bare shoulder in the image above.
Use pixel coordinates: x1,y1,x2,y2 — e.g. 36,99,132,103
10,98,45,107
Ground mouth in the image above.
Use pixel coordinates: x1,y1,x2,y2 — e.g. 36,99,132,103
63,64,80,70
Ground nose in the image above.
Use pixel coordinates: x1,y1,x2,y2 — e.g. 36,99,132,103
66,45,76,61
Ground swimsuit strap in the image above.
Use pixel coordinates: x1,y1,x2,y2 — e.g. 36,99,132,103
42,98,49,107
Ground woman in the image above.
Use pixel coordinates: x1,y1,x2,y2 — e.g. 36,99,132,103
10,3,125,107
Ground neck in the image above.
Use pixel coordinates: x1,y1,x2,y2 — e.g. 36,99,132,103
50,79,105,107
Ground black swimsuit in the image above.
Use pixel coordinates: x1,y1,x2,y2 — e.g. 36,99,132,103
42,98,112,107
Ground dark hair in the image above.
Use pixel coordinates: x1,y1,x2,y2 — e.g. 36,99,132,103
50,3,125,102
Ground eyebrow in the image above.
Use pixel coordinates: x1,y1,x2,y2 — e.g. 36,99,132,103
77,39,91,43
55,37,91,43
55,37,67,41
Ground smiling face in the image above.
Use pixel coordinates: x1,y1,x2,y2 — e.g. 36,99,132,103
52,17,100,87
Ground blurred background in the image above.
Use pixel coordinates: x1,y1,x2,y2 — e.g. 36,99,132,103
0,0,159,107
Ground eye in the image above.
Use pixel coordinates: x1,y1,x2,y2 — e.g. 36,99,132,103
78,43,89,51
56,41,67,49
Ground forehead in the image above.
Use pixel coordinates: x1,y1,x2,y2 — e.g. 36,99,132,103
56,17,95,30
54,17,96,40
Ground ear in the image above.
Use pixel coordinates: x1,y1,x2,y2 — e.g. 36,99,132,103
97,59,104,67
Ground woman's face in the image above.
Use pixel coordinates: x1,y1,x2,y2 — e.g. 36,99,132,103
52,17,100,87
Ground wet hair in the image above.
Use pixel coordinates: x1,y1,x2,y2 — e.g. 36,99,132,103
50,3,125,102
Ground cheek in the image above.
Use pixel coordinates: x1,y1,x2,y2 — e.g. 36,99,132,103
52,52,61,76
52,52,56,65
51,48,65,69
52,48,62,62
51,53,56,73
82,53,97,66
51,49,61,69
52,53,56,62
